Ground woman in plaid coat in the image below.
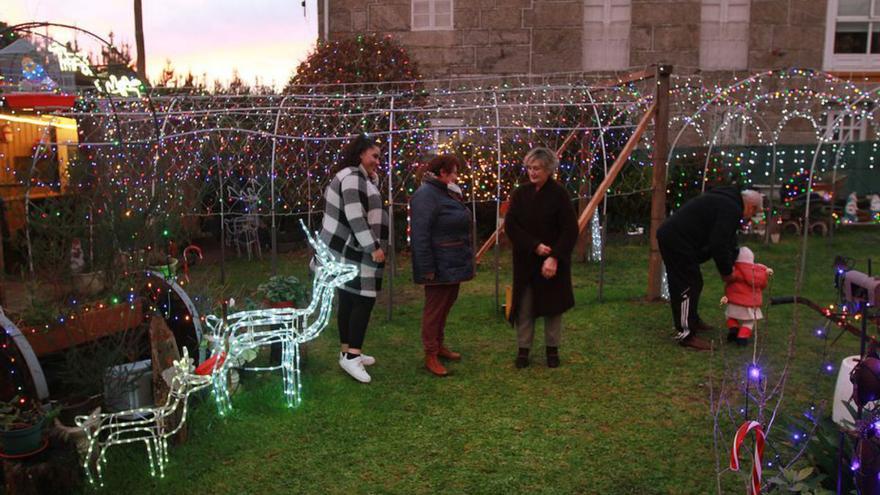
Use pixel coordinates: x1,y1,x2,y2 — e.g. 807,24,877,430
319,134,389,383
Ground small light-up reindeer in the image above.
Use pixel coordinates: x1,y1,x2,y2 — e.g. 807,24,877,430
75,347,212,486
205,221,358,414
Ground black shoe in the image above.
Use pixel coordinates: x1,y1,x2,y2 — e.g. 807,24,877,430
736,338,749,347
727,329,738,343
515,348,530,369
546,347,560,368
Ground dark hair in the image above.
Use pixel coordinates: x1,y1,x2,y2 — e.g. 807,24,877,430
424,154,461,177
338,133,380,171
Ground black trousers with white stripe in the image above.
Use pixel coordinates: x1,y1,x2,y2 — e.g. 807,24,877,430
659,245,704,338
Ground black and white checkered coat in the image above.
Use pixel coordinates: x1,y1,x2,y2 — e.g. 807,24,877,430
318,165,389,297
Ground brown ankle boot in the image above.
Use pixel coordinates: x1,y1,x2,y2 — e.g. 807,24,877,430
424,354,448,376
437,346,461,361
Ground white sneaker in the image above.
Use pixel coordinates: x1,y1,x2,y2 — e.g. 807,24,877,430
340,352,375,366
339,356,371,383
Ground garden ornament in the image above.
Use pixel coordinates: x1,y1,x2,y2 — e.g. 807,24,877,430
206,221,357,415
75,347,212,486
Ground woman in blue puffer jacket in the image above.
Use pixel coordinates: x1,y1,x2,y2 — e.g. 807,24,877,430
410,155,475,377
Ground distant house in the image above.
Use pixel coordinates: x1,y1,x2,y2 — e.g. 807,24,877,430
317,1,860,79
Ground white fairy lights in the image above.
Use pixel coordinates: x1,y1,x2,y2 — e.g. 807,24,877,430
75,347,212,487
206,221,357,415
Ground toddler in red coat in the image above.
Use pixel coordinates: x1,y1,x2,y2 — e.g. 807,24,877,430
720,246,773,346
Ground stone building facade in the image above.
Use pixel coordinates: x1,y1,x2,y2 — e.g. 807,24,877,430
318,0,880,147
318,0,840,79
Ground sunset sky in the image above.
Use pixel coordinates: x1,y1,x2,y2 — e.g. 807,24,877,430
4,0,319,89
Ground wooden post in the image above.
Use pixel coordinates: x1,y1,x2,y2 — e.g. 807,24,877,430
576,103,657,232
646,64,672,301
134,0,147,81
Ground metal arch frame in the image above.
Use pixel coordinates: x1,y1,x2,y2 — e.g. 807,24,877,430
801,88,880,286
0,307,50,400
145,270,205,361
666,68,860,177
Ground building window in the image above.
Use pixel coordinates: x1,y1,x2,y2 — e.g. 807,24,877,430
823,109,868,143
824,0,880,70
412,0,453,31
700,0,750,70
582,0,630,71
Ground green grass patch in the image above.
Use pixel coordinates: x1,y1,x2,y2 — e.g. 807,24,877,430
87,229,880,494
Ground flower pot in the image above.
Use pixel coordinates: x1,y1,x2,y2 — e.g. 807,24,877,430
25,300,145,357
265,300,296,309
57,394,102,427
770,232,780,244
0,420,44,457
72,271,106,297
263,301,296,365
149,257,179,279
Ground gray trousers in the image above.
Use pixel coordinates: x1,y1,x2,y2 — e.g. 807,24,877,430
516,286,562,349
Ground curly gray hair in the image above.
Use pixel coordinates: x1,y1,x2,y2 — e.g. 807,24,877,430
523,147,559,173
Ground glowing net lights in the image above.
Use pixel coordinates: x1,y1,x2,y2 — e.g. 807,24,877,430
589,210,602,263
75,347,212,487
660,264,670,301
206,221,357,415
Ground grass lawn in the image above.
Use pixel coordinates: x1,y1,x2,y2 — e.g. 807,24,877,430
84,228,880,494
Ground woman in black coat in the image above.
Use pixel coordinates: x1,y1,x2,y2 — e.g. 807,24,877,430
410,155,474,376
504,147,578,368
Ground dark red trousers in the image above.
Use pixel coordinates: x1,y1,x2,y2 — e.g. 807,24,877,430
421,283,460,354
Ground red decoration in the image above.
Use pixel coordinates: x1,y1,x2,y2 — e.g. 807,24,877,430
3,93,76,109
730,421,766,495
195,352,226,375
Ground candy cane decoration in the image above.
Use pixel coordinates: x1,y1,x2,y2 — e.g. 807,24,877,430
730,421,766,495
182,245,203,282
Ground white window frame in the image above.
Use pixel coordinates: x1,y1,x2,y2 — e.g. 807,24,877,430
700,0,750,70
823,0,880,71
411,0,454,31
582,0,631,71
822,109,868,143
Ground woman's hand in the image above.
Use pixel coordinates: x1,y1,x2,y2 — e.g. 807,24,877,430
767,268,774,276
720,296,728,305
372,248,385,263
535,243,552,256
541,257,558,279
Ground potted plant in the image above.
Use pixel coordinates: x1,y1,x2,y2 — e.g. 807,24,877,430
0,396,58,457
257,276,308,308
147,250,179,279
256,276,308,365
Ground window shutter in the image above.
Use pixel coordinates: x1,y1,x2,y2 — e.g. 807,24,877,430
700,0,749,70
583,0,631,70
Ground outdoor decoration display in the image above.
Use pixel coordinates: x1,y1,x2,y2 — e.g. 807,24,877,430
75,347,211,486
5,22,880,492
730,421,766,495
844,193,860,224
206,222,357,414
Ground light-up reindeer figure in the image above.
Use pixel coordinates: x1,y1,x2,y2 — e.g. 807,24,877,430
75,347,212,487
205,221,358,415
